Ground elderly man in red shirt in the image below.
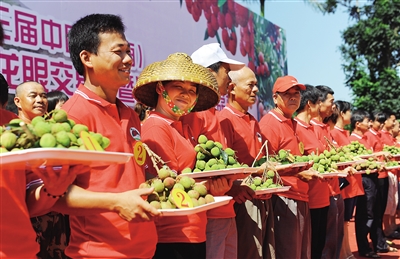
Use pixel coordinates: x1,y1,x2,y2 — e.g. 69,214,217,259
259,75,315,259
0,73,18,125
218,66,274,259
0,24,80,259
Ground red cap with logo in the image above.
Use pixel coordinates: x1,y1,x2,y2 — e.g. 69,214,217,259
273,75,306,93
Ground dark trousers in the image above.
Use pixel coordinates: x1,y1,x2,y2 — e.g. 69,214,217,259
153,242,206,259
355,174,377,254
310,206,329,259
322,194,344,259
373,177,389,251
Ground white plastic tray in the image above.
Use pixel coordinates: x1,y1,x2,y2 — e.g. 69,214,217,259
336,161,357,167
187,168,249,179
245,164,294,173
255,186,291,195
357,151,390,159
0,148,132,166
383,165,400,170
159,196,232,216
354,169,378,175
292,161,311,168
320,172,348,178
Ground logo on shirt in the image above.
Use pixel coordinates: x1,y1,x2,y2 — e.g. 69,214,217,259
257,132,262,143
130,127,141,141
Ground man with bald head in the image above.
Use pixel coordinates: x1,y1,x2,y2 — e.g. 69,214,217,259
14,81,48,123
218,66,275,259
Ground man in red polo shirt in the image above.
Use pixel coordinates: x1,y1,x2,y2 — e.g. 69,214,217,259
259,75,313,259
350,110,382,258
0,73,18,125
183,43,252,259
365,112,396,254
0,21,79,258
294,84,330,259
182,43,244,146
311,85,344,259
380,114,396,146
49,14,159,258
218,66,274,259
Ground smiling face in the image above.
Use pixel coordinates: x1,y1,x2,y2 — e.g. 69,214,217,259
14,81,48,122
156,80,198,120
86,32,132,91
273,86,301,118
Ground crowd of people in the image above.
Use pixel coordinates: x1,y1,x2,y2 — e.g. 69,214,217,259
0,13,399,259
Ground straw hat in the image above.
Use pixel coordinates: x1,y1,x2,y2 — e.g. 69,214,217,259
133,52,220,112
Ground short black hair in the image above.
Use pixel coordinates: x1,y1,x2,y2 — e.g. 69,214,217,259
207,62,223,73
0,73,9,106
315,85,334,102
47,90,69,112
351,109,370,129
327,100,351,124
297,84,319,112
372,111,387,124
68,14,125,76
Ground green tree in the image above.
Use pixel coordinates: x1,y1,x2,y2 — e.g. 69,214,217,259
321,0,400,117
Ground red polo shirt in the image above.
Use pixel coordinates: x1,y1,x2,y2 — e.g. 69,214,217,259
349,132,373,150
364,128,383,152
0,167,38,258
364,128,387,178
294,118,330,209
142,112,207,243
62,84,157,258
330,126,350,147
0,109,18,125
181,108,227,148
310,119,340,197
259,110,309,202
330,127,364,199
218,104,265,166
182,109,234,219
218,104,271,200
380,130,395,146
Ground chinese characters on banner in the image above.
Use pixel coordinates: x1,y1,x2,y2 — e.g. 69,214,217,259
0,3,143,107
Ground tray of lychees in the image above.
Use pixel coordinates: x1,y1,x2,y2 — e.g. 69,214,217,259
182,135,252,178
0,114,132,167
142,166,232,216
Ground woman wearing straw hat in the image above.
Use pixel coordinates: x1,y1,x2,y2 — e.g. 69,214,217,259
133,52,233,259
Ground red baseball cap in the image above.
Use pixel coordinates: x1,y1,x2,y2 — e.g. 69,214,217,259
272,75,306,93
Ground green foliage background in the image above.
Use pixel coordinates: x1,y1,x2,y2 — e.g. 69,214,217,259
321,0,400,117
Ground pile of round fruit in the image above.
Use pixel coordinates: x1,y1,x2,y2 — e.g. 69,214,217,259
187,135,248,172
244,170,283,191
385,160,399,167
0,110,110,152
141,166,215,209
352,157,382,174
383,145,400,155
